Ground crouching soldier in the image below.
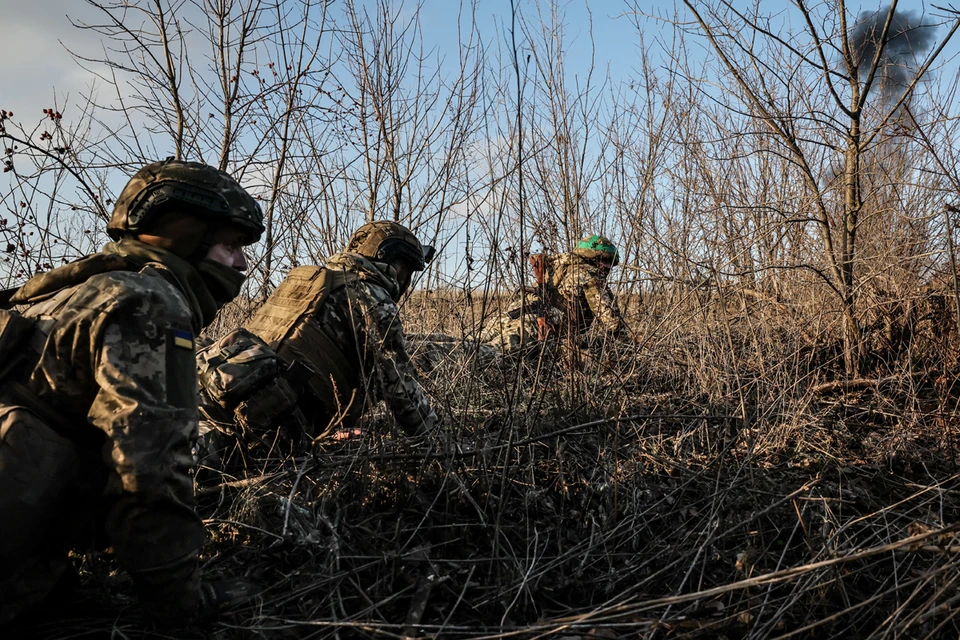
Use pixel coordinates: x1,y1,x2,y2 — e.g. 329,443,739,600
0,159,262,626
483,233,628,351
196,220,439,449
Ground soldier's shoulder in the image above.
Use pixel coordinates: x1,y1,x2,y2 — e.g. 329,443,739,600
326,254,398,302
80,268,191,317
343,277,398,312
325,252,366,272
554,253,595,280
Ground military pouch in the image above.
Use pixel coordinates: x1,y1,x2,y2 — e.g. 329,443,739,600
197,328,280,408
234,376,303,436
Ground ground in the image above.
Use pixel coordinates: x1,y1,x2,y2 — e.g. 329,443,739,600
11,289,960,639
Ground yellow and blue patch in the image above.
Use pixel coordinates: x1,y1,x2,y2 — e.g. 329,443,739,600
166,327,197,408
173,329,194,349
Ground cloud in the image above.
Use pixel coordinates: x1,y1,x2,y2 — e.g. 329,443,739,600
0,0,107,118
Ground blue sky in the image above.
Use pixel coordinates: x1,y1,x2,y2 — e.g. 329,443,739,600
0,1,950,132
0,1,646,123
1,0,956,287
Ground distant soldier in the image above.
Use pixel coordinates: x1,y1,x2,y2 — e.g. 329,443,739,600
0,159,262,626
483,234,627,351
197,221,439,445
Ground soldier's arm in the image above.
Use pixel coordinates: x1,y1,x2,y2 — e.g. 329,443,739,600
85,274,205,615
576,264,627,333
358,285,438,436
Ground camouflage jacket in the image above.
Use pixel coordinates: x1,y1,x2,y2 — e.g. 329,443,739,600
317,252,438,435
3,246,206,597
529,252,625,335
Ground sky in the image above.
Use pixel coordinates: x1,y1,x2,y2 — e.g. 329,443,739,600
0,0,949,126
0,1,643,123
0,0,955,287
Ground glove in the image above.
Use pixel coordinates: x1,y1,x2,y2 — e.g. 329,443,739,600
196,578,262,622
134,556,259,626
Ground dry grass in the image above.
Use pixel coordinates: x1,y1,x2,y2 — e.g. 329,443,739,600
18,286,960,640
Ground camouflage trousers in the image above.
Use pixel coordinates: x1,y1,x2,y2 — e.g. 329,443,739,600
480,306,564,353
0,405,99,625
406,333,501,371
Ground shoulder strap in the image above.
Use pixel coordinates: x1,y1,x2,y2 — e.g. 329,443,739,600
10,253,131,305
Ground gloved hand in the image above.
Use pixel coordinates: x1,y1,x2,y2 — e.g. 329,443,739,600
195,577,262,622
134,559,260,626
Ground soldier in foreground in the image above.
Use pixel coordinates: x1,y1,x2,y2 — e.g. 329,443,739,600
197,220,439,448
482,234,627,351
0,159,262,626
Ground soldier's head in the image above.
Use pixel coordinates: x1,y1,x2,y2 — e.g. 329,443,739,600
346,221,435,295
108,158,264,270
573,234,619,277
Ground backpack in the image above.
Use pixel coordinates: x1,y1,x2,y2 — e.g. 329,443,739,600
245,266,366,431
196,328,312,437
0,303,97,445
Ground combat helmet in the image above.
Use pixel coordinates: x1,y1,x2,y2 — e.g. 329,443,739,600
108,158,265,243
346,220,435,271
573,234,620,266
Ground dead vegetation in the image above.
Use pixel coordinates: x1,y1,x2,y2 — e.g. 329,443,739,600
5,1,960,638
14,285,960,640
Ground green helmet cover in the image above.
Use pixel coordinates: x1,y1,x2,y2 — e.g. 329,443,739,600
574,234,619,266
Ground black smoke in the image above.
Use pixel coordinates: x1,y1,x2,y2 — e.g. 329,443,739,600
850,6,938,106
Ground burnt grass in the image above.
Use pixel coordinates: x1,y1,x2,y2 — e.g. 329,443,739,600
16,300,960,640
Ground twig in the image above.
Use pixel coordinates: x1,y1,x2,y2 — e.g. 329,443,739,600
281,459,315,538
196,473,281,496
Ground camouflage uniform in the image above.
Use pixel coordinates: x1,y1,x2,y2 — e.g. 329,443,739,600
240,252,438,438
483,252,626,351
0,158,263,625
317,252,437,434
194,328,311,472
0,243,207,624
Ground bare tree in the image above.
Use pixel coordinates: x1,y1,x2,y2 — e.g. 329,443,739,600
335,0,483,235
636,0,960,375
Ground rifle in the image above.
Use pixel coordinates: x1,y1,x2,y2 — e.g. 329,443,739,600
528,254,551,340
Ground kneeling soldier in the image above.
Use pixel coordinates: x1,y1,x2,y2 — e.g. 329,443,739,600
483,233,627,351
0,159,262,626
197,220,438,446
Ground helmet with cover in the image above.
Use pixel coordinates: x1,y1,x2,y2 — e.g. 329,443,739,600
346,221,434,271
573,234,620,266
108,158,265,244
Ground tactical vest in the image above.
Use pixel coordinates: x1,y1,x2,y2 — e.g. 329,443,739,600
244,266,366,431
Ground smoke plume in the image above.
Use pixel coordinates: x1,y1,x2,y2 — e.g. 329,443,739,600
850,6,937,106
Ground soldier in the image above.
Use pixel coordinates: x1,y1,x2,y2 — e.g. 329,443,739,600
0,159,262,626
483,233,627,351
198,220,439,446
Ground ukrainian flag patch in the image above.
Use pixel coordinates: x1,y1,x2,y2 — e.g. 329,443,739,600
173,329,194,349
